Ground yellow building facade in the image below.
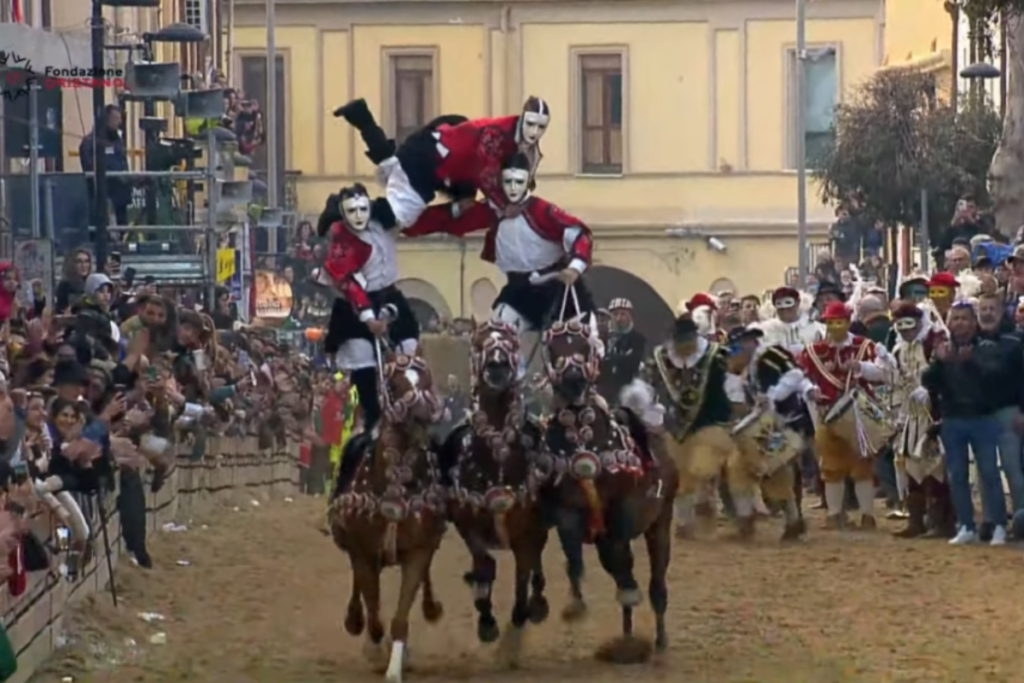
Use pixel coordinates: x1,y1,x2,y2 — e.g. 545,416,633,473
230,0,883,320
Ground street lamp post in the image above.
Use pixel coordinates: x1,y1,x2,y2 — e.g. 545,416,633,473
795,0,808,288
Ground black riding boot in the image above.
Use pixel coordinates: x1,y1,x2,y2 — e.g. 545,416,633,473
333,367,383,496
333,98,396,164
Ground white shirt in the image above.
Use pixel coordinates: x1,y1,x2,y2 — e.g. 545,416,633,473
356,222,400,292
493,209,587,275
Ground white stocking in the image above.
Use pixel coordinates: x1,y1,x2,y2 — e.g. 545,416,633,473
673,495,695,527
854,479,876,518
824,481,846,517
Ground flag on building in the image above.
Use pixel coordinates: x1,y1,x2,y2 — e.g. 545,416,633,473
10,0,22,23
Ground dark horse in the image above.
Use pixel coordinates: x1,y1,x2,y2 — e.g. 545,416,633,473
538,317,679,660
438,321,550,665
329,347,447,683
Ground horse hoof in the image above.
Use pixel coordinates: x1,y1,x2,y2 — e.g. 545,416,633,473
362,636,387,670
561,598,587,623
422,599,444,623
595,634,654,664
478,618,501,643
497,624,524,669
344,608,365,636
616,588,643,608
655,633,668,652
527,594,550,624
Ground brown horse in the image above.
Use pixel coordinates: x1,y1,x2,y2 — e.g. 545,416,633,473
538,318,679,660
329,347,447,683
438,321,549,664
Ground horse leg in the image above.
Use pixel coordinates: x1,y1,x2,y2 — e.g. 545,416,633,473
497,542,534,668
595,536,641,636
353,555,387,666
420,564,444,623
527,522,550,623
345,553,366,636
386,550,430,683
644,501,674,652
463,547,500,643
555,508,587,621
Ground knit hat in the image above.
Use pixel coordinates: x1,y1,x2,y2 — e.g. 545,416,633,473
85,273,113,296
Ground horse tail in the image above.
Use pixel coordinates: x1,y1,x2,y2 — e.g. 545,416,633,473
578,479,605,539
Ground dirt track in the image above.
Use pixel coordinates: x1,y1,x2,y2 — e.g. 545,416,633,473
31,494,1024,683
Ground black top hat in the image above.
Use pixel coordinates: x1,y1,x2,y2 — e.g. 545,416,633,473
815,280,846,302
726,325,764,346
672,314,698,342
51,360,89,388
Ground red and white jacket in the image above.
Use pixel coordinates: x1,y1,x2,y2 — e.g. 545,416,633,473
322,221,399,321
407,197,592,275
431,116,541,211
798,334,891,406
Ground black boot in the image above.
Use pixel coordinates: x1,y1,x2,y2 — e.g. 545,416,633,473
350,366,381,435
333,98,395,164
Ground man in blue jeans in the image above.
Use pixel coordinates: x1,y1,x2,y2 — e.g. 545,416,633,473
975,291,1024,518
922,301,1009,545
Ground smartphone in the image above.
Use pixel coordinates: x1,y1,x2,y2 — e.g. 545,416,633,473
146,366,158,381
108,251,122,276
238,350,250,368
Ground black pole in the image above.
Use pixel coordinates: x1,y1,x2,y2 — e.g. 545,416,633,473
142,99,158,227
93,491,119,606
90,0,109,271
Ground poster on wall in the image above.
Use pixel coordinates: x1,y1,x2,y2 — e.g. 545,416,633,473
13,239,53,313
253,269,293,323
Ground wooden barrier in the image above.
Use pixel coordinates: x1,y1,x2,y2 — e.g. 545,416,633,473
0,437,300,683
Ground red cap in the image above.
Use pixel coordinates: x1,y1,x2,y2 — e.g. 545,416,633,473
686,293,717,312
772,286,800,304
927,272,959,289
820,301,852,321
892,301,924,320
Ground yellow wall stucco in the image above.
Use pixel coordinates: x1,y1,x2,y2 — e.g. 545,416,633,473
229,0,882,318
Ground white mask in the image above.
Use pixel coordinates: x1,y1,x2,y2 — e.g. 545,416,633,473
518,110,549,146
501,168,530,205
341,195,371,232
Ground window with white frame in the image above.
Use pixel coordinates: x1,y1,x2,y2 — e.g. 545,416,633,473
788,47,837,168
182,0,207,33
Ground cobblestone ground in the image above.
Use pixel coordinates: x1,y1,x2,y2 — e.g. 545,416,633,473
31,494,1024,683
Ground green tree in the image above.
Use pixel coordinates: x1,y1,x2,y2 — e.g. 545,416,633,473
954,0,1024,233
813,69,1000,243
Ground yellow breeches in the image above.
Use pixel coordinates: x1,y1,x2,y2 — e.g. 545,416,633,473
816,425,875,483
665,425,760,498
761,463,795,503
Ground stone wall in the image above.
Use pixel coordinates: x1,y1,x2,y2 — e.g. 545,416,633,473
0,438,300,683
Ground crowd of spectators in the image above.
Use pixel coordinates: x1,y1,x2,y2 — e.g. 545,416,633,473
0,249,317,677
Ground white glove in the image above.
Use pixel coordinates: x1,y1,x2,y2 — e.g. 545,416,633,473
910,386,929,405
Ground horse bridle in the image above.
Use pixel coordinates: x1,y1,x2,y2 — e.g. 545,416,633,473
470,321,521,390
542,318,599,385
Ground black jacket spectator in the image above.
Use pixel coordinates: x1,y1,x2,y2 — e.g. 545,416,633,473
79,105,132,227
598,328,646,403
922,335,1006,418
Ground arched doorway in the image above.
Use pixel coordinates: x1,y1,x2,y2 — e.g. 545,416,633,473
396,278,452,328
587,266,675,345
470,277,498,321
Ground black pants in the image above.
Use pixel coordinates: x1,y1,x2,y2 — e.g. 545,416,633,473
118,468,148,558
496,271,596,331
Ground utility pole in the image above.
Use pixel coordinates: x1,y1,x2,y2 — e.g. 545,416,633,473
266,0,279,254
91,0,110,271
795,0,808,288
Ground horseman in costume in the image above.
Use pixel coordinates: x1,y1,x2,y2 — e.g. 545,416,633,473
334,96,549,230
407,152,599,372
799,301,893,529
313,184,421,493
597,298,646,404
757,286,825,356
679,293,722,342
648,313,757,538
890,301,956,537
724,324,812,540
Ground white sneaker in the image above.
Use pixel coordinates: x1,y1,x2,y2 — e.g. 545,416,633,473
991,525,1008,546
949,526,978,545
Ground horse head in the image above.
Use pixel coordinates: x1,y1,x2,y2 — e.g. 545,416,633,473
543,318,600,405
380,348,443,431
471,321,521,394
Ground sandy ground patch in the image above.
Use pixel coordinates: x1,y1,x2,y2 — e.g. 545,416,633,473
28,494,1024,683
